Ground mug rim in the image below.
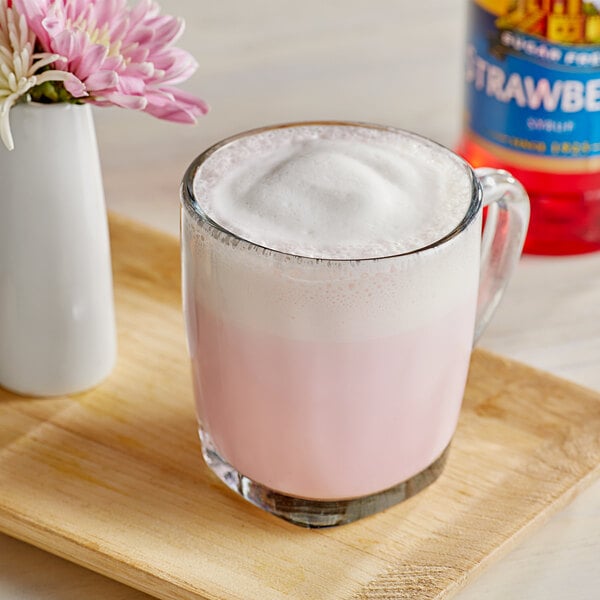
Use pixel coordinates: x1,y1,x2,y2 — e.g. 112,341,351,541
180,121,482,263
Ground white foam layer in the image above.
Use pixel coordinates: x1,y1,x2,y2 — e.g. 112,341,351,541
183,219,481,341
184,125,481,341
193,125,472,259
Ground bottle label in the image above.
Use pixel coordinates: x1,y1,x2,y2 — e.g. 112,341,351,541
465,0,600,170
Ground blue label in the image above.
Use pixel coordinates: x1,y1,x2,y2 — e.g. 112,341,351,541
466,1,600,160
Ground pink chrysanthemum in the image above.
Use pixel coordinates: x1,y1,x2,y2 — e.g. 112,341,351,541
14,0,208,123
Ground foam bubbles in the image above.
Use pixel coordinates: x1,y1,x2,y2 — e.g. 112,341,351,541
184,125,481,340
194,125,472,259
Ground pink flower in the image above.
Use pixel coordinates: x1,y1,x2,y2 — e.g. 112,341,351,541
14,0,208,123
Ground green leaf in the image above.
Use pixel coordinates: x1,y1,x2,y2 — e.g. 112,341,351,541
28,81,84,105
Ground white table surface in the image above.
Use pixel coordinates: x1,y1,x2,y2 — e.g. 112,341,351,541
2,1,599,598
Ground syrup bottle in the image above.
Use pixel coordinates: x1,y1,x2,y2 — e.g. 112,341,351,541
458,0,600,254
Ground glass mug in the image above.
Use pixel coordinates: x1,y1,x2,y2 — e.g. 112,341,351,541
180,122,529,527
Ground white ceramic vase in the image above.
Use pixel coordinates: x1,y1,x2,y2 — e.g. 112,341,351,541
0,103,116,396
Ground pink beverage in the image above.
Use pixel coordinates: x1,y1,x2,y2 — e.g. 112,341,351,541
179,122,527,527
189,298,476,500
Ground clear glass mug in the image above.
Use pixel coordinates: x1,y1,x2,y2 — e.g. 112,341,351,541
180,122,530,528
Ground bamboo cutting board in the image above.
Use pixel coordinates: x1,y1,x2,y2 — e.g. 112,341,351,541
1,214,599,600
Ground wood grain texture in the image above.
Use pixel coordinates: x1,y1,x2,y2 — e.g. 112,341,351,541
1,214,599,600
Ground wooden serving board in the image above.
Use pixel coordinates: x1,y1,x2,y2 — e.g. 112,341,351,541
1,214,599,600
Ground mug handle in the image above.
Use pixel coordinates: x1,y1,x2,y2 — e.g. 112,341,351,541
473,168,530,343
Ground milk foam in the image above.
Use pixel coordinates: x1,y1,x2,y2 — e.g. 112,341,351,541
184,125,481,341
193,125,472,259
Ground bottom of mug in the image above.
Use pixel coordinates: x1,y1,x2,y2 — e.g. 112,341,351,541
199,429,450,528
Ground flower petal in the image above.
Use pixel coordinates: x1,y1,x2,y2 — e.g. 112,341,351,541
101,91,147,110
117,75,145,95
126,25,154,46
122,61,154,79
85,70,119,91
77,44,109,80
12,0,52,49
28,52,60,75
128,0,160,29
144,85,208,123
167,86,209,115
142,88,175,107
150,48,197,85
122,44,150,64
0,100,15,151
51,29,79,64
94,0,127,29
151,16,184,46
41,14,64,40
57,72,88,98
143,101,196,124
